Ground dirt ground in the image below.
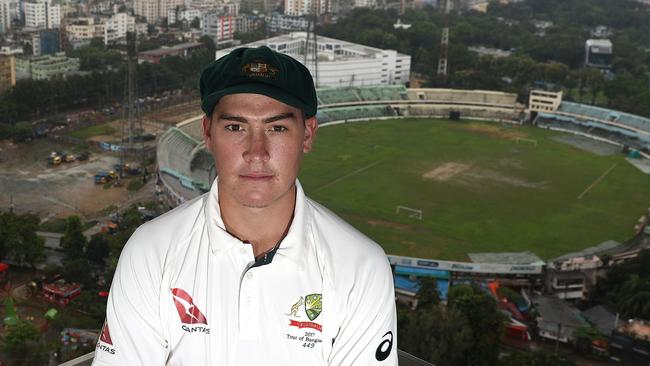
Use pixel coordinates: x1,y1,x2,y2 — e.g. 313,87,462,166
0,139,152,220
461,123,529,140
422,161,547,189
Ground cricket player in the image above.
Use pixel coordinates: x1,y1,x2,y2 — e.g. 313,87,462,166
93,46,397,365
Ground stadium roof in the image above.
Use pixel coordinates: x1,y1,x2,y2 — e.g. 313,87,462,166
217,32,409,62
468,251,545,265
550,240,621,263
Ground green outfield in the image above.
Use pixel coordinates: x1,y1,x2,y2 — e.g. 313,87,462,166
299,119,650,261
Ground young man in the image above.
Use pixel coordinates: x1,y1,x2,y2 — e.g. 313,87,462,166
93,46,397,365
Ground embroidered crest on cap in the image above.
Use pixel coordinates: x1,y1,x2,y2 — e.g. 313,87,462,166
242,60,279,79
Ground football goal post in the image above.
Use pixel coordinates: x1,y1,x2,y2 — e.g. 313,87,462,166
396,206,423,220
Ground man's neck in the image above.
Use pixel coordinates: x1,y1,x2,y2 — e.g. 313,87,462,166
218,186,296,257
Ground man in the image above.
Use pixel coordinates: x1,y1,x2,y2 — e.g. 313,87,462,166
93,46,397,365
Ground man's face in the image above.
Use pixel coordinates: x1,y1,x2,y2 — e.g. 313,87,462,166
202,93,318,209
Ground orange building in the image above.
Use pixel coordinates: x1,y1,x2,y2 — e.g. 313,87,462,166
0,54,16,93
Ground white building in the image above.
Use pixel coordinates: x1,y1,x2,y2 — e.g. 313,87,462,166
266,13,308,34
0,0,10,32
216,32,411,87
134,0,183,24
284,0,329,16
167,7,201,25
65,13,135,45
202,12,236,42
24,0,60,29
104,12,135,44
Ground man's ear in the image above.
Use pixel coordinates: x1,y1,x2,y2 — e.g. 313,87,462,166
202,114,213,152
303,117,318,153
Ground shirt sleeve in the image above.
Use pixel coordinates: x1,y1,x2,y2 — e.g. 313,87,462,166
92,227,169,365
327,257,398,366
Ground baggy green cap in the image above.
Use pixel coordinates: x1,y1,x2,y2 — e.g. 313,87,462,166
200,46,318,118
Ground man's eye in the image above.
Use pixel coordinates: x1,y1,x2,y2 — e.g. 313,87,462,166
225,124,242,132
270,125,288,132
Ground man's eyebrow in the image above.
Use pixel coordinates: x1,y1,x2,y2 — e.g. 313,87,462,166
217,113,247,122
263,112,297,123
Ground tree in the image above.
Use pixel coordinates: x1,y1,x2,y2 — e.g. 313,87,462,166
62,258,94,289
2,319,39,352
190,16,200,29
87,233,110,265
399,305,473,366
448,284,505,366
60,216,87,260
416,277,439,310
0,212,45,267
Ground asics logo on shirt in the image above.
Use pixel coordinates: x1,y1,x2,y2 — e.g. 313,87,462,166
171,288,208,324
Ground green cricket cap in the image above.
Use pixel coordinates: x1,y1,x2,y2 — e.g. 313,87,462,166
200,46,318,118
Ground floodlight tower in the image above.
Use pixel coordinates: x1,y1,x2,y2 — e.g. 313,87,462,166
436,0,451,83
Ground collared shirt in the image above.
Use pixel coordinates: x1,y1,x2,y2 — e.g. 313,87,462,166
93,180,397,365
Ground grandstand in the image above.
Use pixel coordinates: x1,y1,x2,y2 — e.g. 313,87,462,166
534,100,650,154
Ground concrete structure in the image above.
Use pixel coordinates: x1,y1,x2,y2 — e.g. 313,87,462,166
24,0,60,29
167,6,201,25
0,53,16,93
532,294,586,343
266,13,308,34
545,241,620,300
217,32,411,87
585,39,612,69
284,0,329,16
104,13,135,44
134,0,183,24
65,17,104,42
236,14,260,34
529,90,562,113
468,46,511,58
16,52,80,80
202,12,236,42
0,0,10,33
137,42,204,63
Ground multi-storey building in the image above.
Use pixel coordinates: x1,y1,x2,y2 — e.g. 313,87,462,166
167,6,201,25
0,0,10,33
284,0,329,16
134,0,183,24
65,17,104,42
202,12,236,42
104,12,135,44
216,32,411,87
24,0,60,29
16,52,80,80
0,53,16,93
266,13,308,34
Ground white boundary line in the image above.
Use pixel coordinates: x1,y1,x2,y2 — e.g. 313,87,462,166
312,159,386,193
577,163,617,199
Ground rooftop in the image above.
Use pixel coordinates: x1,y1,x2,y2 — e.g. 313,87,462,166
468,251,545,265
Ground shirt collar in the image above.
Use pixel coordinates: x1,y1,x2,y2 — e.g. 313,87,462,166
205,178,310,265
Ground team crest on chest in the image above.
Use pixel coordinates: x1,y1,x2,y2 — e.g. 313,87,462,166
286,293,322,332
304,294,322,321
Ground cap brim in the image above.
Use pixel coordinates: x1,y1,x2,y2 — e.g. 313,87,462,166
201,83,316,118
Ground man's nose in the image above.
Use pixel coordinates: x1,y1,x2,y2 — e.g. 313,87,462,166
243,130,270,163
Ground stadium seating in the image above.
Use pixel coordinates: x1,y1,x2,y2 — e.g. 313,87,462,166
558,102,650,134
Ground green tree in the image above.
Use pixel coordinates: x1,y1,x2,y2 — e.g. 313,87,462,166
499,350,575,366
62,258,94,289
0,212,45,267
2,319,39,352
87,233,111,265
448,284,505,366
60,216,87,260
416,277,439,310
399,305,473,366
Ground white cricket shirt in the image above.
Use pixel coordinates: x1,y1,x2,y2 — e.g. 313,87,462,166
93,180,397,365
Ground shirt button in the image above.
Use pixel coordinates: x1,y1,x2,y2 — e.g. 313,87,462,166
239,247,246,254
246,272,253,279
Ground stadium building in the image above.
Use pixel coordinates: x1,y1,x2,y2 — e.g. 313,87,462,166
215,32,411,87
